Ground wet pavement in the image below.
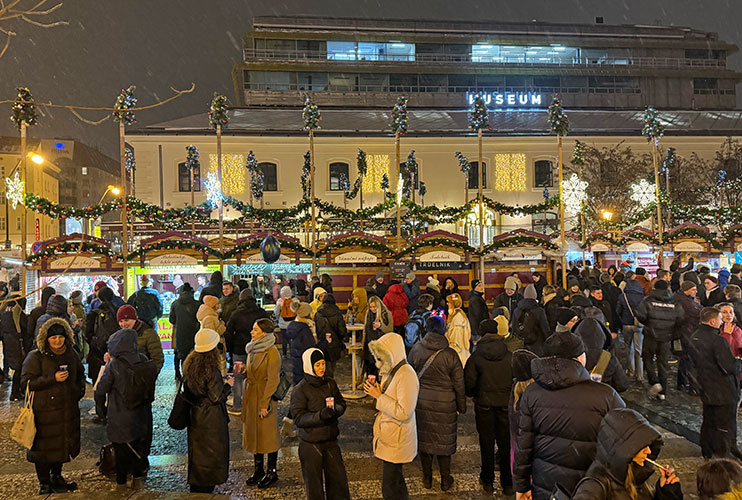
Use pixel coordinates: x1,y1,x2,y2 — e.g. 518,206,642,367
0,352,711,499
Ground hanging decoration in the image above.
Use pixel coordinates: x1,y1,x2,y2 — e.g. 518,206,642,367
208,93,230,130
301,150,311,199
363,154,390,193
209,154,245,195
251,170,265,201
630,179,657,208
381,173,390,195
112,86,137,125
203,171,223,208
662,147,676,175
455,152,471,175
390,96,409,135
641,106,665,146
6,171,25,209
11,87,39,130
259,234,282,263
185,145,200,172
124,145,136,173
571,140,585,168
338,173,352,198
404,150,418,197
494,153,527,192
547,95,569,136
562,173,588,215
302,94,321,130
418,181,427,201
468,95,490,131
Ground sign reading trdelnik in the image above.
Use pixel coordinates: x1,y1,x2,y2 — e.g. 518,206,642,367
466,91,544,107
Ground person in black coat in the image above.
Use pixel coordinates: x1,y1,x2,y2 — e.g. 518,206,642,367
674,282,702,392
531,272,546,302
27,286,55,343
408,315,466,491
467,279,489,343
199,270,224,303
702,275,726,307
688,307,742,460
20,318,85,494
510,284,550,356
589,286,615,333
314,293,347,378
33,294,70,338
599,273,621,333
94,329,157,490
290,348,351,500
1,294,29,400
514,331,625,500
169,283,201,381
542,286,561,331
464,324,514,495
287,302,317,385
574,318,630,393
494,277,523,318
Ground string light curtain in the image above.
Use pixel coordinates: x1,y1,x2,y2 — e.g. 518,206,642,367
209,154,245,195
362,154,390,193
494,153,527,192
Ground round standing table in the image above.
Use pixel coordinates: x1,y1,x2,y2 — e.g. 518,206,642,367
342,323,366,400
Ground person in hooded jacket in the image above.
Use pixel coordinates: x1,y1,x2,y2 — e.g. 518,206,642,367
408,315,466,491
574,317,630,393
383,283,409,333
21,318,85,494
468,279,489,344
514,329,625,500
314,293,347,378
617,276,646,382
199,270,223,303
275,285,297,358
225,289,269,414
1,294,28,400
85,287,120,422
290,348,351,500
571,408,682,500
363,296,394,379
345,287,368,325
197,295,227,375
287,302,318,386
310,287,326,318
27,286,55,340
365,332,420,500
95,329,157,491
34,294,70,338
170,283,200,381
510,284,550,356
445,293,471,366
635,280,685,400
464,317,515,495
402,272,421,314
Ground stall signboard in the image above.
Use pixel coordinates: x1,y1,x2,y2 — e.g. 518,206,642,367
150,254,199,267
245,253,291,265
335,251,378,264
626,242,651,253
418,251,461,262
591,243,611,252
416,261,470,270
674,241,705,252
156,318,173,349
49,256,101,270
390,261,410,281
229,263,311,275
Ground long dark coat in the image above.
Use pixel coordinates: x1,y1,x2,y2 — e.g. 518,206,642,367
20,318,85,464
287,320,317,385
169,288,201,359
1,300,29,370
314,296,347,362
408,333,466,456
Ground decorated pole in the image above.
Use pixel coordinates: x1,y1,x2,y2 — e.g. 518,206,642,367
663,147,675,229
571,141,586,269
303,94,321,275
548,95,569,288
112,86,136,294
357,149,367,230
185,145,199,236
246,150,258,235
456,152,471,237
468,96,489,283
126,145,136,249
391,96,407,252
209,93,229,259
642,106,665,268
580,212,587,269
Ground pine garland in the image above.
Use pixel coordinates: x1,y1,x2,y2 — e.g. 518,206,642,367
208,93,230,130
468,95,490,131
301,151,311,199
390,96,408,135
642,106,664,145
112,86,137,125
185,145,200,172
455,152,471,175
128,239,222,260
26,241,119,264
547,95,569,137
302,93,321,130
11,87,39,130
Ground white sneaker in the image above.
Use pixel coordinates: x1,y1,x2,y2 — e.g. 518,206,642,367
226,395,234,407
648,383,663,397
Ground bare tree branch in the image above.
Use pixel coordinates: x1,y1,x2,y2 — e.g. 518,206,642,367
0,0,65,59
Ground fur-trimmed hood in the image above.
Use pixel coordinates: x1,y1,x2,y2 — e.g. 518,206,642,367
368,332,406,375
37,317,75,355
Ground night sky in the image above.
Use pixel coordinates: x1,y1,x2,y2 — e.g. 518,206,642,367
2,0,741,156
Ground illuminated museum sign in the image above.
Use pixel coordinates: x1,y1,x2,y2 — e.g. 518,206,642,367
466,91,544,107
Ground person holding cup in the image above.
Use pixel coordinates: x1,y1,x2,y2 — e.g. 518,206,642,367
363,296,394,380
290,347,351,500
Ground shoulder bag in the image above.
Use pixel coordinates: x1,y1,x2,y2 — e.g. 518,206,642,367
10,382,35,449
416,349,444,379
272,365,292,401
168,380,190,430
621,289,641,328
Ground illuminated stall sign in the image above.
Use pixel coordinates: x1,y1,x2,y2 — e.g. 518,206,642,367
466,91,544,107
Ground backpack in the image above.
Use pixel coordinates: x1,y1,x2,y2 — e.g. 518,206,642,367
92,308,119,353
131,290,160,322
404,311,429,348
120,357,157,409
515,308,539,344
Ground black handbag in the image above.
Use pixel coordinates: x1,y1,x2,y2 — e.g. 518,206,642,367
97,443,116,477
168,380,190,430
272,367,291,401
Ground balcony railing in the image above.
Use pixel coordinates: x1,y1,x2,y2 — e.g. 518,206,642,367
243,48,728,69
243,83,642,95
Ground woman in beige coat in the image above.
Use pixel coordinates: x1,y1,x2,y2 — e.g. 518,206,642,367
241,318,281,489
197,295,227,375
365,332,420,500
445,293,471,366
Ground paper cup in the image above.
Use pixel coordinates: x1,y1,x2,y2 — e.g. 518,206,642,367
367,374,376,384
325,397,334,408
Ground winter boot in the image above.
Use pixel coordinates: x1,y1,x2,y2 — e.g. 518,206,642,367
50,473,77,491
258,469,278,489
246,455,265,486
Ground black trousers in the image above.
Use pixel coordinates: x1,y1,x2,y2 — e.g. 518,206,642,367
174,350,182,380
35,462,62,484
475,404,512,487
381,461,409,500
88,355,107,419
9,365,22,399
419,452,451,481
281,328,290,357
190,484,214,493
113,439,148,485
701,404,742,460
676,336,698,390
254,451,278,471
298,440,351,500
642,336,670,393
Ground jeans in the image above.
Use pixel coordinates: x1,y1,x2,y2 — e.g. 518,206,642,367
622,325,643,380
35,463,62,485
232,353,246,410
643,335,670,393
113,439,147,485
299,440,351,500
701,404,742,460
475,404,512,487
381,461,409,500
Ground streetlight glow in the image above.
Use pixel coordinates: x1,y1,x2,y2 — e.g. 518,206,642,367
109,186,121,196
30,154,44,165
601,210,614,221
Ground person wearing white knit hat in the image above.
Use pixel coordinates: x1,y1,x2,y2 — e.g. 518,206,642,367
194,328,220,353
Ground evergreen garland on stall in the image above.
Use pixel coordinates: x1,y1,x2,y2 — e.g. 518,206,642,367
11,87,39,130
128,239,223,260
112,86,137,125
26,241,120,264
208,93,230,130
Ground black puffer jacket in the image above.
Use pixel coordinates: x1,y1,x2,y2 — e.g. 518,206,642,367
224,294,269,355
514,357,625,500
20,318,85,464
635,290,685,342
169,287,201,359
591,297,615,332
689,323,741,406
673,291,701,340
467,289,489,341
575,318,630,393
573,408,682,500
314,295,348,362
34,294,70,337
464,334,513,407
408,333,466,456
199,270,223,302
600,283,622,333
27,287,55,342
290,371,346,443
511,298,550,356
1,298,28,370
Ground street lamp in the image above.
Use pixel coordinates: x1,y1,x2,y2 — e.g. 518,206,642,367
30,154,44,165
601,210,614,221
87,185,121,235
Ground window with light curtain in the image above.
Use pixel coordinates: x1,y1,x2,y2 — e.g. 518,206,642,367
494,153,527,191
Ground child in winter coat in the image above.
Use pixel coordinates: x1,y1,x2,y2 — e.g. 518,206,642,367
290,348,351,500
696,458,742,500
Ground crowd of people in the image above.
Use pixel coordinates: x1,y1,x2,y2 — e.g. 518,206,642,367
2,262,742,499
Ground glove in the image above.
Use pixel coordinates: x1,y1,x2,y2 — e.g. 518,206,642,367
319,407,336,420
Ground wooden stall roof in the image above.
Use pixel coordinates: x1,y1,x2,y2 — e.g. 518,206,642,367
30,232,122,273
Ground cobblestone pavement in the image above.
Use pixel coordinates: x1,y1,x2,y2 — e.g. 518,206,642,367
0,353,709,499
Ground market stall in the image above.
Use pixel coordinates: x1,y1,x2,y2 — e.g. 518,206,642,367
621,226,659,273
664,222,720,271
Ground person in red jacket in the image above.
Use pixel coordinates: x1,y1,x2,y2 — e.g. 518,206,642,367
383,284,409,335
719,303,742,358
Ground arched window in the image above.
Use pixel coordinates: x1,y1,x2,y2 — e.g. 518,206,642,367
467,161,487,189
329,162,350,190
534,159,553,188
177,162,201,192
257,162,278,191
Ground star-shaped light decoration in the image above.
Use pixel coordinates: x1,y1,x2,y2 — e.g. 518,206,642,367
6,171,24,209
203,171,223,208
562,173,588,215
630,179,656,208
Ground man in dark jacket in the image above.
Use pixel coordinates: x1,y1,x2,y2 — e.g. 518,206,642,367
674,281,702,392
616,277,645,381
169,283,201,380
542,286,561,331
688,307,742,460
510,284,550,356
464,321,514,495
599,273,621,333
730,264,742,289
85,287,119,423
574,318,630,393
494,277,523,317
27,286,55,340
199,270,223,303
531,272,546,302
127,276,163,329
1,294,28,400
635,280,685,400
402,272,421,315
314,293,347,379
468,279,489,343
374,271,389,299
589,286,614,333
703,276,726,307
725,284,742,329
219,281,239,324
670,257,695,292
514,331,625,500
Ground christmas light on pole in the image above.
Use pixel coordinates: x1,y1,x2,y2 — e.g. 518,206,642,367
642,105,665,266
630,179,657,208
204,171,223,209
548,94,569,288
562,173,588,216
5,171,24,210
303,93,321,274
396,173,404,207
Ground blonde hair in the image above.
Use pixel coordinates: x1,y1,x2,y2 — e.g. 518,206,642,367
625,465,638,500
513,379,534,410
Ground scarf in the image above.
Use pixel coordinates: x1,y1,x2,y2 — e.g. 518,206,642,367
296,316,317,340
245,333,276,356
